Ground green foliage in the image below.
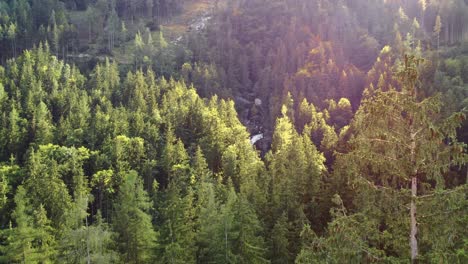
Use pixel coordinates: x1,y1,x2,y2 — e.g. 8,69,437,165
266,105,326,258
0,166,10,211
418,185,468,263
158,180,196,263
1,186,57,263
195,179,225,263
325,55,468,261
113,171,157,263
271,213,290,264
0,1,468,261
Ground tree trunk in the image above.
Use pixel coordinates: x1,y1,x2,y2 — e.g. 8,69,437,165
99,186,103,211
445,22,449,45
410,176,418,262
410,130,418,262
450,20,454,44
86,206,90,264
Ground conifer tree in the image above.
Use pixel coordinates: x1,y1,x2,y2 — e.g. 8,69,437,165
195,178,224,263
113,171,157,263
267,104,326,259
158,180,196,263
89,211,119,263
2,186,56,263
234,193,268,264
6,103,28,160
31,101,55,145
107,2,119,52
49,10,59,57
158,133,196,263
24,146,74,229
332,55,467,261
217,184,239,263
433,15,442,51
0,167,9,212
271,213,290,264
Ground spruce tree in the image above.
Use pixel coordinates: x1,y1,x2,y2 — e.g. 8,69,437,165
271,213,290,264
332,55,467,261
195,180,224,263
433,15,442,51
2,186,56,263
113,170,157,263
158,181,196,263
234,193,268,263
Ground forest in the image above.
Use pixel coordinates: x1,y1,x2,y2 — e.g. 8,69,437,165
0,0,467,263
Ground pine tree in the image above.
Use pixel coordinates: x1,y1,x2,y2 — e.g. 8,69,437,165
31,101,55,145
7,22,17,58
333,55,467,261
158,135,196,263
6,103,28,160
195,179,225,263
110,135,146,178
419,0,427,30
161,128,190,186
266,103,326,258
113,171,157,263
31,204,56,261
328,98,353,131
2,186,34,263
107,4,119,52
294,195,378,263
158,181,196,263
24,146,74,229
91,169,114,214
2,186,56,263
85,5,99,42
270,213,290,264
146,0,153,17
234,193,268,263
49,10,59,57
89,211,119,263
53,145,92,262
217,185,239,263
433,15,442,51
134,31,145,67
0,168,8,212
192,146,211,183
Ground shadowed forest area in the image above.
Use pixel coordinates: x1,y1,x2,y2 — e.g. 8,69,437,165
0,0,467,263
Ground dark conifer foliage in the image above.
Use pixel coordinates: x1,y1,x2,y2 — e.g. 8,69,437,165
0,0,467,263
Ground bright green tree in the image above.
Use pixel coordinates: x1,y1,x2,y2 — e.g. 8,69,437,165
1,186,56,263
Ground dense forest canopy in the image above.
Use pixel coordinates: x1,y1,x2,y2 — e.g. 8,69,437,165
0,0,467,263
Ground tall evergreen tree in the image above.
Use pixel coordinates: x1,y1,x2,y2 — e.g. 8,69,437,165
113,170,157,263
331,55,467,261
158,181,197,263
1,186,56,263
433,15,442,51
195,179,225,263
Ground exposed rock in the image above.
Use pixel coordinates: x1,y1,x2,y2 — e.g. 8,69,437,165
255,98,262,106
189,14,212,31
250,134,264,145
